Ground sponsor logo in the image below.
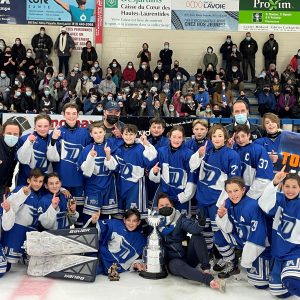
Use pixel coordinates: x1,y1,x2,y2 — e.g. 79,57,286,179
254,0,292,10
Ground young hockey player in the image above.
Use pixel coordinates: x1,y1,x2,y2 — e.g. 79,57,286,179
149,125,197,214
157,193,226,293
112,124,157,218
2,169,45,266
148,117,169,150
47,103,91,225
233,124,273,199
0,196,10,277
77,121,118,221
259,167,300,298
87,208,146,275
185,119,212,153
17,114,52,185
38,172,78,230
216,177,270,289
255,113,282,165
189,124,241,278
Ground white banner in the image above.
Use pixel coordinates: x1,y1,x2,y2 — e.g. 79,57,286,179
103,0,171,29
2,114,102,135
171,0,239,11
64,26,95,51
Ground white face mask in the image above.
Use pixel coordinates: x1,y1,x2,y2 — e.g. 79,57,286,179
177,76,181,80
112,63,117,67
4,134,18,147
26,52,32,57
128,65,133,69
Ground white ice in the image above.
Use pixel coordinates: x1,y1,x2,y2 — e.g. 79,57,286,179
0,264,298,300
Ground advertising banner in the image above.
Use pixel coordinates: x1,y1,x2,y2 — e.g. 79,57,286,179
95,0,103,43
103,0,171,29
64,26,94,51
0,0,26,24
239,0,300,32
26,0,96,26
171,0,239,31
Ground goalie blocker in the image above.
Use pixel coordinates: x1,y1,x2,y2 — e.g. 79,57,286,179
26,227,99,282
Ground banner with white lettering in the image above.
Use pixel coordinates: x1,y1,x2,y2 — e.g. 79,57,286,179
103,0,171,29
0,0,26,24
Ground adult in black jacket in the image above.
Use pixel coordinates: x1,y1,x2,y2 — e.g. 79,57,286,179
239,32,258,82
31,27,53,64
81,40,98,71
11,38,26,65
226,44,243,72
0,120,22,196
135,62,153,89
156,193,226,292
220,35,233,70
170,60,190,81
159,42,173,73
262,33,279,70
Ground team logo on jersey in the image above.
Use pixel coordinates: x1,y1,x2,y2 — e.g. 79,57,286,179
162,164,187,189
109,199,116,205
286,260,295,267
61,141,82,163
31,149,48,169
94,156,110,176
278,213,296,240
116,156,144,182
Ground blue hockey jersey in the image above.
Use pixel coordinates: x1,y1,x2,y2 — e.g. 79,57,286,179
259,182,300,260
98,219,146,274
255,132,282,156
17,132,52,185
149,144,197,211
38,192,76,230
2,186,43,263
47,125,91,187
185,137,213,153
190,146,241,207
148,135,169,150
234,142,273,199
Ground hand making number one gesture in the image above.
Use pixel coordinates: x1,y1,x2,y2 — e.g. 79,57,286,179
273,165,287,186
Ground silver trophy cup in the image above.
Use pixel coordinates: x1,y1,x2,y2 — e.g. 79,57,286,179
139,213,168,279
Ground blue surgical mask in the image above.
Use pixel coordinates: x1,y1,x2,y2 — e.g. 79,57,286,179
44,90,50,96
16,91,21,97
235,113,248,124
107,96,113,101
4,134,18,147
26,91,32,96
83,76,88,81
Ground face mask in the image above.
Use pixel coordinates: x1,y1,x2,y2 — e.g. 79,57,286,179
227,39,231,43
240,95,245,98
90,95,97,103
112,63,117,68
106,115,119,125
235,113,247,124
142,65,147,70
159,206,175,217
263,88,270,93
187,100,192,104
206,108,211,113
207,48,212,54
232,68,238,72
26,91,32,96
177,76,181,80
5,51,11,55
15,80,19,85
128,65,133,69
154,77,159,81
298,52,300,56
16,40,20,45
191,81,195,85
61,31,66,35
232,48,237,52
199,90,204,94
174,64,179,68
107,96,113,101
94,63,99,68
40,31,45,35
270,37,274,41
157,64,162,69
97,107,103,112
58,76,64,81
1,73,6,78
117,95,122,100
20,75,25,80
107,75,112,80
163,89,169,94
46,76,51,80
169,106,174,111
179,98,185,103
83,76,88,81
246,36,251,41
4,134,18,147
154,105,160,110
285,90,291,94
125,88,130,93
74,67,79,72
164,44,169,50
16,91,21,97
44,90,50,96
141,104,146,109
26,52,32,57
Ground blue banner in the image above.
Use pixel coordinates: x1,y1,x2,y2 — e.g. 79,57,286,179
0,0,26,24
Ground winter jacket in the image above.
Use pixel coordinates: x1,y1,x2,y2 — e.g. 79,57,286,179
240,38,258,59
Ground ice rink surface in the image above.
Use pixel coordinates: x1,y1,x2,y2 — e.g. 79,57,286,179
0,264,298,300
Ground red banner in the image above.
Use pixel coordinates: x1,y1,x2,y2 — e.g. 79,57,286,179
95,0,104,44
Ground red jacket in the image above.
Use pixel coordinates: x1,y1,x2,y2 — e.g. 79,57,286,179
290,55,298,72
123,67,136,82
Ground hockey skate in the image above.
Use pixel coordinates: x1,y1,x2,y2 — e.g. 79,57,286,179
217,261,240,279
213,259,226,272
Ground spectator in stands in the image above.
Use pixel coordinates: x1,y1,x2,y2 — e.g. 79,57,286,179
225,100,265,140
18,48,35,80
44,59,57,77
0,70,10,104
39,85,56,114
11,38,26,66
136,62,152,89
81,40,98,72
3,46,17,85
152,74,162,92
240,32,258,82
226,43,242,74
0,39,6,70
31,27,53,64
98,73,116,96
153,60,166,82
271,76,281,101
83,88,98,115
127,89,141,116
236,90,250,113
75,70,93,101
182,76,198,96
184,94,197,116
109,59,122,87
289,49,300,79
194,84,209,111
254,70,270,96
93,60,103,80
162,74,172,93
122,61,136,87
266,63,279,83
227,64,244,92
262,33,279,70
281,64,296,86
212,81,233,118
9,87,23,112
159,42,173,73
203,63,217,91
21,86,37,113
196,103,215,118
170,60,190,81
137,43,151,64
277,85,296,118
173,91,188,117
54,26,75,76
203,46,218,70
220,35,233,70
90,66,101,87
38,71,54,92
258,83,276,117
103,101,124,138
172,72,185,92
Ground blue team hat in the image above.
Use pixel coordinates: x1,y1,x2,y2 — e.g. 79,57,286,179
105,101,120,111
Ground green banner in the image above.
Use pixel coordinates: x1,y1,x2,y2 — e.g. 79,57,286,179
239,0,300,31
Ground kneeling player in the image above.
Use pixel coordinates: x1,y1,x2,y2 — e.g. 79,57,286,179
216,177,270,289
259,167,300,298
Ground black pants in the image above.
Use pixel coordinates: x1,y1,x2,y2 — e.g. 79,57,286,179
242,57,255,81
168,235,214,286
58,56,70,76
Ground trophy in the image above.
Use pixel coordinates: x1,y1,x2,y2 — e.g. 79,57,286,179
139,212,168,279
